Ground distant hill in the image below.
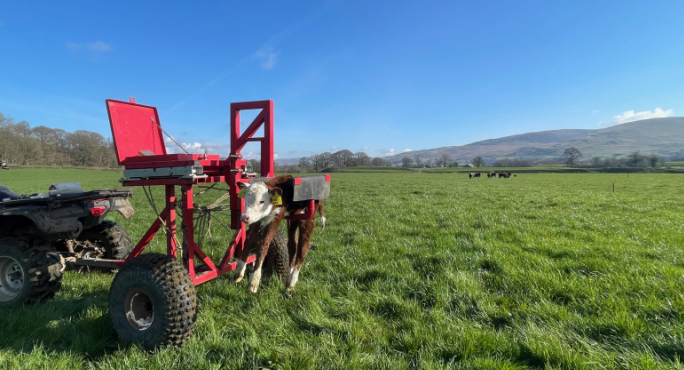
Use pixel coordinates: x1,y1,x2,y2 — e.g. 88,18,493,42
387,117,684,164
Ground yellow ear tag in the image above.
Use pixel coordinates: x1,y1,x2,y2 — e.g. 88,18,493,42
237,187,246,198
271,193,282,206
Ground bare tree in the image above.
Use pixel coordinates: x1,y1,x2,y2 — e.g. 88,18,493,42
627,151,642,167
648,155,659,168
590,157,601,167
563,147,582,167
371,157,390,166
298,157,311,171
332,150,352,169
414,155,422,167
354,152,371,166
319,152,333,169
309,154,324,172
472,156,485,167
437,154,451,168
341,150,355,167
402,157,413,168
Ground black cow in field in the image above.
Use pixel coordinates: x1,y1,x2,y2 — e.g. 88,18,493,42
487,171,496,178
498,172,512,178
468,172,481,179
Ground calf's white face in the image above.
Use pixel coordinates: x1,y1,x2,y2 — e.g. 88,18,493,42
239,182,275,224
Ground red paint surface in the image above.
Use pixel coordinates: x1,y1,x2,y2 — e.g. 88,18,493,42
106,99,166,165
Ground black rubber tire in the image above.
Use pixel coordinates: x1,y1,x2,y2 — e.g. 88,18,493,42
80,220,133,260
109,253,197,350
0,237,63,307
260,230,290,283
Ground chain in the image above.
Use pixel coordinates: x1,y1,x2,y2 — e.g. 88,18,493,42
151,117,189,154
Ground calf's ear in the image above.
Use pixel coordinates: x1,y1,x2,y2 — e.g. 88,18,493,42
269,187,283,195
265,175,293,188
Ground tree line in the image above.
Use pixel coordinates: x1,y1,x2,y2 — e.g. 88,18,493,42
293,149,392,172
400,154,460,168
0,111,118,168
564,147,667,168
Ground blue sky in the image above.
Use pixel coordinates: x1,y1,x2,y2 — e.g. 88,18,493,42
1,1,683,160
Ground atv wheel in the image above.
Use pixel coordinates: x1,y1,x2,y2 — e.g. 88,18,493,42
109,253,197,349
80,220,133,260
0,237,63,307
248,230,289,283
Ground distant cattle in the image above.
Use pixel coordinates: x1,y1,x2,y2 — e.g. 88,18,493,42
487,171,496,178
498,172,512,178
468,172,481,179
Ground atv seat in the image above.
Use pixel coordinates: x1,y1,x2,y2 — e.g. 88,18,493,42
0,186,20,201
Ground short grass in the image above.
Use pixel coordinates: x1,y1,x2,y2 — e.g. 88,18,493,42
1,169,684,369
342,165,684,174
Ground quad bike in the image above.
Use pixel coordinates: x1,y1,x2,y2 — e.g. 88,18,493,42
0,183,134,307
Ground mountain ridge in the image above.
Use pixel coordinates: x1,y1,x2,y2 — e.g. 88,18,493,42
386,117,684,163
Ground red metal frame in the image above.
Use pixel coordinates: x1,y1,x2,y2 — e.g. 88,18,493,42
106,99,273,285
105,98,327,286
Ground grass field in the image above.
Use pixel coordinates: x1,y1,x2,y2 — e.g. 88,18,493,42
341,165,684,174
1,169,684,369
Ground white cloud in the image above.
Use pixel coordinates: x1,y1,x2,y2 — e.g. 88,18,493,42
255,47,278,69
88,41,112,51
164,138,234,157
382,148,411,157
330,146,338,151
610,108,673,126
592,110,599,114
67,41,113,52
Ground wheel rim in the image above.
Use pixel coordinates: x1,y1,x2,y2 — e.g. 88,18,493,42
124,289,155,331
0,256,24,302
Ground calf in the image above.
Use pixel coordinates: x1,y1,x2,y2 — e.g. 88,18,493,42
498,172,512,178
487,171,496,178
468,172,481,179
233,175,325,293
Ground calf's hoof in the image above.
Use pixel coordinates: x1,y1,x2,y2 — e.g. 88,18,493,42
248,284,259,293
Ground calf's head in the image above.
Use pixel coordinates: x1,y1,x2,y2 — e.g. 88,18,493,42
238,182,282,224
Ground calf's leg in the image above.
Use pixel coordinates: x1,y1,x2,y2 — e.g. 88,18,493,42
287,219,299,274
317,202,326,231
286,217,315,292
247,209,286,293
234,222,262,283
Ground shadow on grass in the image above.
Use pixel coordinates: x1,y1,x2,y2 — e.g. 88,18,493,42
648,342,684,363
0,286,130,360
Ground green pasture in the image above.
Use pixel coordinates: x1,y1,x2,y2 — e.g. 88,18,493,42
1,168,683,369
341,165,684,174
